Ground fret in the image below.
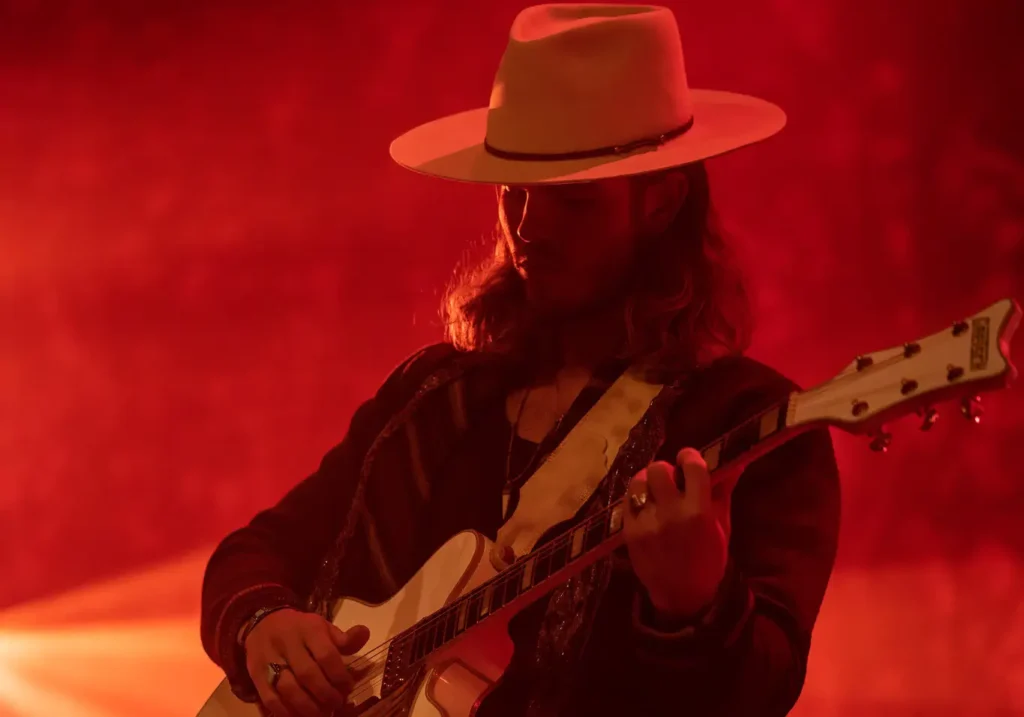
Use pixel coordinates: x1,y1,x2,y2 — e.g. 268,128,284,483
411,629,425,662
417,625,436,661
609,503,624,534
702,440,722,472
722,414,765,464
521,556,535,591
490,583,505,612
442,609,458,642
583,517,606,551
776,398,790,433
480,584,494,617
534,550,552,583
430,621,444,651
569,526,585,559
465,594,482,628
424,626,436,659
501,569,522,603
549,538,569,572
759,405,781,440
456,600,469,632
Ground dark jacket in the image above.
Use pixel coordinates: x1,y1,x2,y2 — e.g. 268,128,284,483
201,345,841,716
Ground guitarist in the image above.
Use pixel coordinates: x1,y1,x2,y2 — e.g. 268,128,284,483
201,5,841,716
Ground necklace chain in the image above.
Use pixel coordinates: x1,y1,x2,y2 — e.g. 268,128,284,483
504,383,567,490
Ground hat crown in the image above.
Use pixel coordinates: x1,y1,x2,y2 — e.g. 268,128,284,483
486,4,693,156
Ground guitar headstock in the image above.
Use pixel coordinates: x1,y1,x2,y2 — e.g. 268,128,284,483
788,298,1020,449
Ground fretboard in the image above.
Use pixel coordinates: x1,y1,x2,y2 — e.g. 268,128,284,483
389,393,793,668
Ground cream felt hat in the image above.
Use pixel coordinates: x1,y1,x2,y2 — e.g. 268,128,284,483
390,3,786,185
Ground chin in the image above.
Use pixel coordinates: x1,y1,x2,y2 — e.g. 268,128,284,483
525,283,589,319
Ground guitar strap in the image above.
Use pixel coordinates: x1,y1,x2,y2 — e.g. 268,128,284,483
493,366,665,566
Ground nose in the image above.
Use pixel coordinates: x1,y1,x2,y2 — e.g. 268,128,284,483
515,188,558,246
504,186,558,249
514,188,532,243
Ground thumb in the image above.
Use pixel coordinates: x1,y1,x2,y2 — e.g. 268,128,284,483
329,622,371,654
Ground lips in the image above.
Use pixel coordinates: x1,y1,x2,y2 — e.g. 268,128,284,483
517,257,551,275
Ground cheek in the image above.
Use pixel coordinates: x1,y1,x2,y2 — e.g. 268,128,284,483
561,237,635,300
584,226,637,276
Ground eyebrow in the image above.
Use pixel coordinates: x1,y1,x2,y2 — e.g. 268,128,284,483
553,185,600,199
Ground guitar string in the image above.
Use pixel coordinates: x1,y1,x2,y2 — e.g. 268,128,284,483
340,376,879,684
341,395,785,671
339,417,747,706
337,505,624,705
338,502,617,677
344,685,409,717
352,676,411,717
338,393,798,678
347,671,389,708
339,353,920,705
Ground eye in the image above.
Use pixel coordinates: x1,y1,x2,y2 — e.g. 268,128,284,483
563,195,594,206
553,186,597,206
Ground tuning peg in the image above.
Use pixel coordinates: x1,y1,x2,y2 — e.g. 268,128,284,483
960,395,983,424
869,429,892,452
917,407,939,431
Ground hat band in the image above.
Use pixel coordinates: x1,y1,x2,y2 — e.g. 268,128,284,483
483,115,694,162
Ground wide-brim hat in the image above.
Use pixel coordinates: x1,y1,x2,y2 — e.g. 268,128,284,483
390,4,786,185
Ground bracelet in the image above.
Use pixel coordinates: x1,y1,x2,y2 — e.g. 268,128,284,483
237,605,293,648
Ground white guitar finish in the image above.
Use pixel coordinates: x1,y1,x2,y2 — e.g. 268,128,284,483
789,298,1019,430
197,530,513,717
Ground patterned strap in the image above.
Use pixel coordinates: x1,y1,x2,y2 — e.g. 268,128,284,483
494,366,665,563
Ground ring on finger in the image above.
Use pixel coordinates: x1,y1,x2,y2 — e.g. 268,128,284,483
266,661,289,689
629,490,648,513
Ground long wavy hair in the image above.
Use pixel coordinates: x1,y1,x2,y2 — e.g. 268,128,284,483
441,161,753,377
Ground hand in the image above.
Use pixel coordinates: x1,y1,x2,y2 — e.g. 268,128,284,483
244,608,370,717
623,447,739,619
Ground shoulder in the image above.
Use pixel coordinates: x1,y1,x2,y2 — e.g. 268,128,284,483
391,342,462,381
658,354,805,451
376,342,463,402
335,343,462,451
672,354,799,414
697,354,800,410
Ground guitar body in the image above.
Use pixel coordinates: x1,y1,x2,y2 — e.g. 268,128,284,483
197,297,1021,717
197,530,512,717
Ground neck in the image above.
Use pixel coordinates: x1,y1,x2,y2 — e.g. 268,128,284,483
544,300,627,372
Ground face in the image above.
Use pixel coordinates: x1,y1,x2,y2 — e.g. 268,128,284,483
499,177,642,317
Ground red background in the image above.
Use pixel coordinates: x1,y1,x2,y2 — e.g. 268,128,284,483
1,1,1022,715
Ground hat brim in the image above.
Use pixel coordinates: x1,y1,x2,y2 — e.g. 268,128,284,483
390,89,786,185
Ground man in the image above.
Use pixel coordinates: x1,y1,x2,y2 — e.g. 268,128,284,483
201,5,840,717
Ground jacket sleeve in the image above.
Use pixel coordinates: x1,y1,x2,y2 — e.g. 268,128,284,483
626,422,841,717
199,344,455,701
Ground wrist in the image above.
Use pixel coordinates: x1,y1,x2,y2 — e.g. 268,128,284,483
237,605,294,649
645,585,718,622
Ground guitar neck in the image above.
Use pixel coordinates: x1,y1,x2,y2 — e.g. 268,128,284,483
391,393,803,666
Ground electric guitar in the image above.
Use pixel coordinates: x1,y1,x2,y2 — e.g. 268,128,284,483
198,297,1020,717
